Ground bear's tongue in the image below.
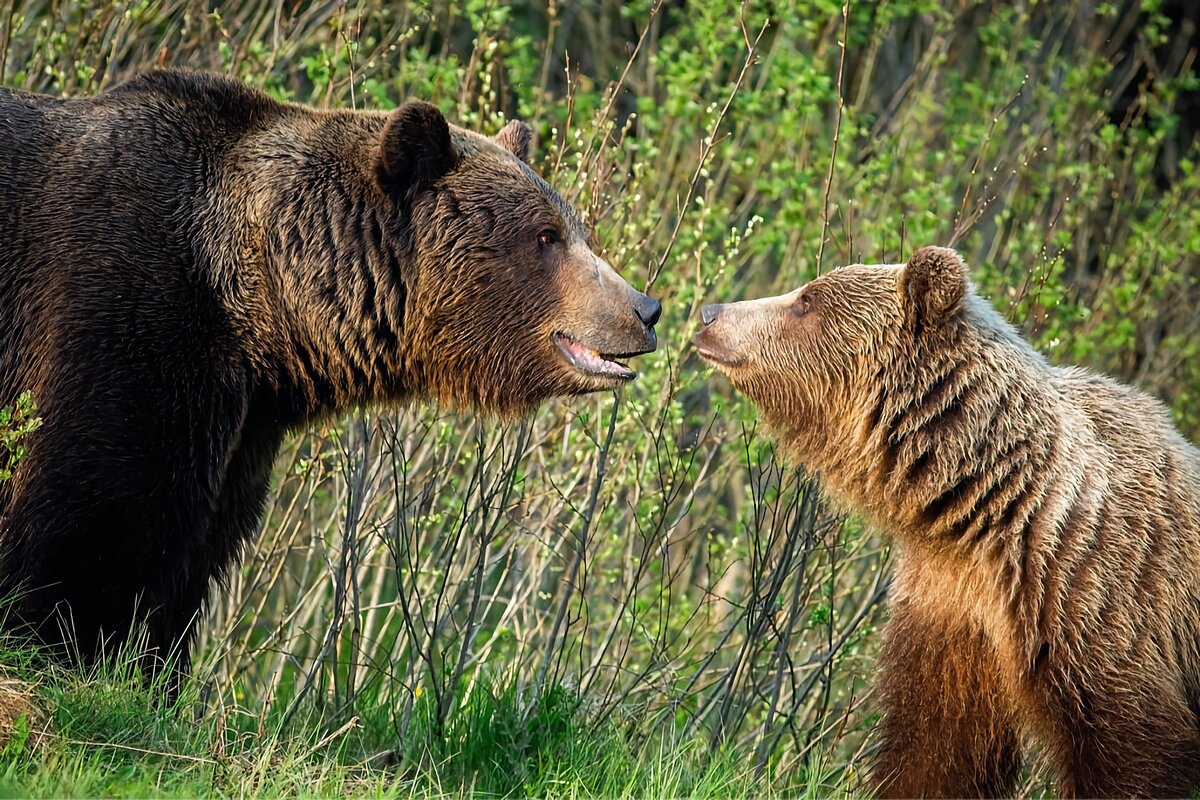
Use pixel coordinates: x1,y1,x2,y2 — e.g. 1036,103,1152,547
554,334,635,379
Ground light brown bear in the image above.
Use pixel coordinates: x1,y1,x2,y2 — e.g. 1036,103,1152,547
695,246,1200,798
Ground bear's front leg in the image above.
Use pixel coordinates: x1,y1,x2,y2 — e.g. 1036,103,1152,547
1037,666,1200,798
139,411,286,694
872,599,1021,798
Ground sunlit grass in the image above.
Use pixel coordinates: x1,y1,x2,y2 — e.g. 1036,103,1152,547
0,641,856,798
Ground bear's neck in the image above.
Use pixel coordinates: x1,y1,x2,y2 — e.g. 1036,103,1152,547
816,334,1064,552
226,116,422,424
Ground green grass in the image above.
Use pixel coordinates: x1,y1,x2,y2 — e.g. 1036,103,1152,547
0,643,853,798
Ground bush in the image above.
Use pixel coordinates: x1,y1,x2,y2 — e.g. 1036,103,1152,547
0,391,42,484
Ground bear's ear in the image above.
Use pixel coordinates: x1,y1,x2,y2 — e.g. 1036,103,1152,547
494,119,532,163
900,246,968,330
377,101,456,196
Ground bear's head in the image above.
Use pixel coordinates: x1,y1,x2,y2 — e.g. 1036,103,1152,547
372,101,661,414
693,246,1015,468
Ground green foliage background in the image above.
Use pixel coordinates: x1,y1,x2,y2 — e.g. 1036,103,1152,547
1,0,1197,796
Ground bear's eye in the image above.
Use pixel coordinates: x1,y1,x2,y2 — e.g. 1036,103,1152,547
537,229,559,248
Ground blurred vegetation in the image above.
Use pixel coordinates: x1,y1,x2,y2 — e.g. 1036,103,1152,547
1,0,1197,796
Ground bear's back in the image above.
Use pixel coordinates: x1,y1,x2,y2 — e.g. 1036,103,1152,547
0,70,280,172
1058,367,1200,471
0,72,289,427
1055,367,1200,528
1,71,283,225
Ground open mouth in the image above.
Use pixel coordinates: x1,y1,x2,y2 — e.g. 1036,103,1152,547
553,332,642,381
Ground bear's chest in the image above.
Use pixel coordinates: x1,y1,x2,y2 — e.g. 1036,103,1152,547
891,545,1023,676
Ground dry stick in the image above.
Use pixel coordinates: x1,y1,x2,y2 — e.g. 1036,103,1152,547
791,565,887,734
298,715,360,762
949,76,1028,247
549,53,579,179
420,432,489,732
439,422,529,725
532,0,561,124
573,0,663,187
1012,170,1081,323
816,2,849,275
341,417,371,712
437,523,490,725
0,1,15,84
457,27,487,115
683,429,779,746
585,478,686,705
585,409,718,705
269,0,286,64
224,439,324,698
812,495,839,742
279,420,371,729
649,15,769,287
338,8,362,110
533,392,622,695
380,423,442,733
66,740,218,765
712,480,783,747
215,437,307,665
330,421,366,711
721,461,814,745
546,432,616,688
254,503,326,712
754,487,821,776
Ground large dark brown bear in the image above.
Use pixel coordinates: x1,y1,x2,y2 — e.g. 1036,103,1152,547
0,70,660,678
695,246,1200,798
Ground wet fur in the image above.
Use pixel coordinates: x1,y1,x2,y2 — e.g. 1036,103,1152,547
697,247,1200,797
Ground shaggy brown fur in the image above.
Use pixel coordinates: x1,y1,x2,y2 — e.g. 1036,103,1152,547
0,70,659,678
695,246,1200,798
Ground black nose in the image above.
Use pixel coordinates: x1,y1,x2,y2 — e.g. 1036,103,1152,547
701,304,722,326
634,293,662,328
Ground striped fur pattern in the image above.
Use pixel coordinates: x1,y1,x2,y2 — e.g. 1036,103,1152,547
0,70,657,678
695,246,1200,797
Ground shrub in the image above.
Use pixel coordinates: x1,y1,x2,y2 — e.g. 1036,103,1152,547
0,392,42,484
